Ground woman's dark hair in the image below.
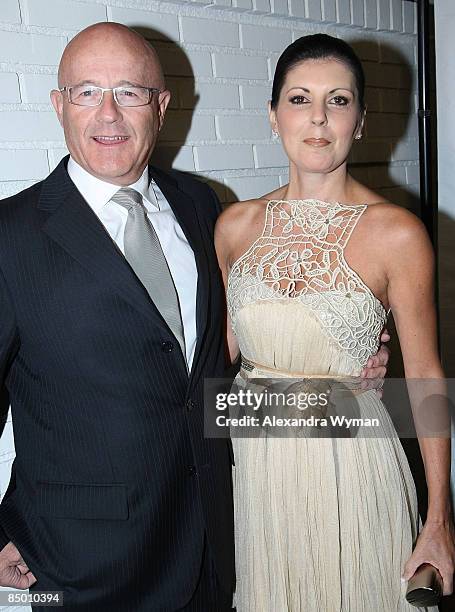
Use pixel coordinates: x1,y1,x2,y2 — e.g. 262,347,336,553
271,33,365,111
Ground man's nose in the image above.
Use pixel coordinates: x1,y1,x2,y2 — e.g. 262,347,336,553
95,90,122,121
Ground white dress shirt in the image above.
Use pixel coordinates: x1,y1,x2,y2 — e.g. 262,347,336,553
67,157,198,370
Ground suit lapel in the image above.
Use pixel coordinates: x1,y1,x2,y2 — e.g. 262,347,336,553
38,160,172,331
149,167,211,380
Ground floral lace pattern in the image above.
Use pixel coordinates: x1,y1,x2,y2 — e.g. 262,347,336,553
227,200,387,367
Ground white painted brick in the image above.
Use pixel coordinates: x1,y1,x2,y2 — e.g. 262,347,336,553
366,113,406,138
336,0,351,24
364,0,377,28
0,111,62,141
23,0,107,29
241,24,292,52
348,165,369,183
348,140,390,163
0,73,21,103
0,0,21,24
0,30,64,65
213,0,232,6
348,38,380,62
216,115,270,140
240,84,271,109
153,145,195,171
388,163,407,185
213,54,268,79
21,74,57,103
160,112,215,142
391,139,418,161
254,143,288,167
289,0,305,18
48,147,69,171
195,144,253,170
364,62,410,89
186,50,214,78
379,39,415,65
253,0,271,11
225,174,279,200
306,0,322,21
322,0,337,21
195,83,240,109
390,0,403,32
271,0,289,15
181,16,239,46
0,150,49,180
350,0,364,27
162,78,180,109
159,46,213,77
404,114,418,140
403,1,415,34
107,7,180,41
377,0,390,30
268,54,279,80
381,89,410,114
406,164,419,185
364,87,382,113
233,0,253,8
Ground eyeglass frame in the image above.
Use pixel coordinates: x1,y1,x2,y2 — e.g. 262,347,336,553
58,85,162,107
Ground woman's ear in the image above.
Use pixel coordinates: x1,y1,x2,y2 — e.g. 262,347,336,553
268,100,278,136
355,107,366,139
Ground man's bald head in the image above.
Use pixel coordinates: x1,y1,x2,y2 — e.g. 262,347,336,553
58,22,165,90
51,21,170,185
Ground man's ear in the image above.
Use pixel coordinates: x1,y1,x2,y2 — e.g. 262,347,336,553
50,89,64,127
157,90,171,131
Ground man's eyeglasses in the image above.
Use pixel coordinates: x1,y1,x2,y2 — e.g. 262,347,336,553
59,85,161,107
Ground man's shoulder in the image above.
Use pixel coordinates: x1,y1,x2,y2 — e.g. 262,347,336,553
150,165,221,217
0,180,44,221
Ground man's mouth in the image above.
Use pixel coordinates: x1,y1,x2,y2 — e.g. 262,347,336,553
92,136,129,145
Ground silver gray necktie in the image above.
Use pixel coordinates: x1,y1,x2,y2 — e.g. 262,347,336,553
111,187,185,358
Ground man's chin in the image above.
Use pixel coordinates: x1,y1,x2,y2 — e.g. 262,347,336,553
86,161,141,186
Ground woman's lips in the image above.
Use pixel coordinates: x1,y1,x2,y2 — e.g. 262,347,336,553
92,135,129,146
304,138,331,147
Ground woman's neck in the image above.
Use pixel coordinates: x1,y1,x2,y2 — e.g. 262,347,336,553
282,163,355,203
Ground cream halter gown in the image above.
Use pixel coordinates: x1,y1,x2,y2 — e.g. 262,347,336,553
226,200,437,612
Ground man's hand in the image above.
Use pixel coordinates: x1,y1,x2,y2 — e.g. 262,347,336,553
0,541,37,589
360,329,391,395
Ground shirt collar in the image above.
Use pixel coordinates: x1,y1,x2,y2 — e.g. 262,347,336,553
67,157,162,212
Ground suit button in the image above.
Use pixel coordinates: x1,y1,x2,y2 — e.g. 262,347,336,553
188,465,197,477
186,399,196,412
161,341,174,353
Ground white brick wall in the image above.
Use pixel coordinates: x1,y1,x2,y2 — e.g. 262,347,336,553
0,1,420,604
0,0,419,201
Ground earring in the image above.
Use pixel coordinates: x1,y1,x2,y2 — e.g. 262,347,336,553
355,132,362,140
272,130,280,141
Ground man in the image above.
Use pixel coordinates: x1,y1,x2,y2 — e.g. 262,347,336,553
0,22,388,611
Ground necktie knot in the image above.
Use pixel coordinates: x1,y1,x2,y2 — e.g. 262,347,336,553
111,187,143,210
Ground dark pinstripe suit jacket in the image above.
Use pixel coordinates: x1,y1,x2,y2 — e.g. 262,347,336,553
0,158,235,611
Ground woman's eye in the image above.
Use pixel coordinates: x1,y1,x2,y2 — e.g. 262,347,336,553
330,96,350,106
289,95,308,104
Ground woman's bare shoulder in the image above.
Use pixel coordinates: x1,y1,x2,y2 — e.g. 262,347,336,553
215,196,270,236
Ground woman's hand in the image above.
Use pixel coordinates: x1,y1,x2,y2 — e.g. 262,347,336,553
402,518,455,595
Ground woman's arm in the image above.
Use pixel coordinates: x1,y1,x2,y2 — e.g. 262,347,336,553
214,208,240,366
385,206,455,594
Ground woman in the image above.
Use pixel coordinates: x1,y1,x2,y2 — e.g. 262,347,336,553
215,34,455,611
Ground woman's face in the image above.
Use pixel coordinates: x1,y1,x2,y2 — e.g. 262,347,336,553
269,58,364,175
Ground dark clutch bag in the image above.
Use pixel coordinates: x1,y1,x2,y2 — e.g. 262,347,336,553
405,563,443,607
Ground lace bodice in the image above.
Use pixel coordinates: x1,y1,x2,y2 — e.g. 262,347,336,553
227,200,387,373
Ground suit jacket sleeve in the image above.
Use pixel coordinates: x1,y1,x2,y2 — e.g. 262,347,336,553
0,265,20,550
